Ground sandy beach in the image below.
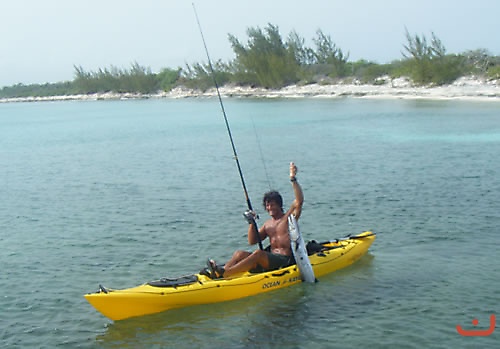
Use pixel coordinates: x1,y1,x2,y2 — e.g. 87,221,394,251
1,76,499,103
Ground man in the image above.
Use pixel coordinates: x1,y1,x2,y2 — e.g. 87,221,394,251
207,162,304,279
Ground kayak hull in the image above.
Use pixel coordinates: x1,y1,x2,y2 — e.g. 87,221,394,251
84,231,375,321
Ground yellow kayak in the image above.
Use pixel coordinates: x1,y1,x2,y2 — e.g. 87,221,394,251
84,231,376,321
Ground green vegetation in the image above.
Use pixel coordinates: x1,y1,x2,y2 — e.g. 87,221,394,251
0,81,77,98
396,28,461,85
73,63,158,94
228,24,301,88
1,25,499,99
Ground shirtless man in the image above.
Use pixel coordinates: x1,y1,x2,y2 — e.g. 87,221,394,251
208,162,304,278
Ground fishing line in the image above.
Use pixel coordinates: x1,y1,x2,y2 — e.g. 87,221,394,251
249,115,274,190
192,3,263,250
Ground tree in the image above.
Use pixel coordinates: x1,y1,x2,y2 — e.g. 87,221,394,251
72,63,159,94
312,30,349,78
181,60,231,91
287,30,315,66
402,28,463,85
228,23,300,88
157,67,181,91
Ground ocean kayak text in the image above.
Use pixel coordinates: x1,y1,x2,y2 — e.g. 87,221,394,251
262,276,301,289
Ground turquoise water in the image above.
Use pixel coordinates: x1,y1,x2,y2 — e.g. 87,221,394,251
1,98,499,348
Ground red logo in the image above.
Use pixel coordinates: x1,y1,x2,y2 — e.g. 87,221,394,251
456,314,496,336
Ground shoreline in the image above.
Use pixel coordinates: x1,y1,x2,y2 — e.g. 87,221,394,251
1,76,499,103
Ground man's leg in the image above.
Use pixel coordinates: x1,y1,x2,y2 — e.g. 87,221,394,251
224,250,252,269
224,250,269,277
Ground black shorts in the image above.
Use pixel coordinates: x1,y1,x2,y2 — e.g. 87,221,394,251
266,252,295,270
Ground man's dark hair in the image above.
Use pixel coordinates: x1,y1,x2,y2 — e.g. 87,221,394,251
262,191,283,211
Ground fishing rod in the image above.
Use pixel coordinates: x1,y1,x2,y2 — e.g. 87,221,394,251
192,3,263,250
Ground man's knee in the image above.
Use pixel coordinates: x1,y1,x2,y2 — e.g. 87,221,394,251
233,250,250,260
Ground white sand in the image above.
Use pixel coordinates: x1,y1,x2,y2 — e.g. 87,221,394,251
1,76,499,103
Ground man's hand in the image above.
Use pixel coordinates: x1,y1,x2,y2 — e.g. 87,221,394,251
243,210,258,224
290,162,298,180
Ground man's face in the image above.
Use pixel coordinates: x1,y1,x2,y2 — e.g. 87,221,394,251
265,200,281,217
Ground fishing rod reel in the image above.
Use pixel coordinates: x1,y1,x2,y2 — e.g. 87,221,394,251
243,210,259,224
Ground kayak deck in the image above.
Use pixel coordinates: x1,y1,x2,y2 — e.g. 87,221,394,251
85,231,376,321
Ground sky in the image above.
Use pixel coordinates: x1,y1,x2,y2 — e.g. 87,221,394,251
1,0,499,87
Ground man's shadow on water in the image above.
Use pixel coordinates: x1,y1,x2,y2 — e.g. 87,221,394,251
95,254,376,348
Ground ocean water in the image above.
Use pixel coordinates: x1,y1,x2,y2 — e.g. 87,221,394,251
1,97,499,348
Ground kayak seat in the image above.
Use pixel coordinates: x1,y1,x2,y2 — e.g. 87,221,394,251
306,240,327,255
147,275,199,287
